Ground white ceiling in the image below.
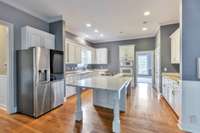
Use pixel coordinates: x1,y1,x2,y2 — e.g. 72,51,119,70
0,0,180,43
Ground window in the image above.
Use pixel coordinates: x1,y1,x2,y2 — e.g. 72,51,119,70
81,49,92,64
138,55,148,75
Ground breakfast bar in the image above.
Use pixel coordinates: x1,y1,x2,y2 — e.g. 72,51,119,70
65,74,132,132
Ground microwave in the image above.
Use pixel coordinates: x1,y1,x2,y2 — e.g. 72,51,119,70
120,59,133,67
50,50,64,81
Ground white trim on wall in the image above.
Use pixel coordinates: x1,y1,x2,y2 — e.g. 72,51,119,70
0,20,15,113
179,80,200,133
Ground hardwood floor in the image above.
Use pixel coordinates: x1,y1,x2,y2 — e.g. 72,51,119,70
0,83,184,133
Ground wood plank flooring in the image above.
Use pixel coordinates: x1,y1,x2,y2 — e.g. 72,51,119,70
0,83,185,133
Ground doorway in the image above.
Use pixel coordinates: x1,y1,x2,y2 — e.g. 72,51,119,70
0,20,14,113
136,51,154,84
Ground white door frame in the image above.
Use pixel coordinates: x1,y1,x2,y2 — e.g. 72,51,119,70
0,20,15,113
136,50,154,85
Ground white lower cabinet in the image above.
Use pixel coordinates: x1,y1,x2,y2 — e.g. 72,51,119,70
65,76,78,97
162,76,181,116
50,80,65,108
65,72,95,98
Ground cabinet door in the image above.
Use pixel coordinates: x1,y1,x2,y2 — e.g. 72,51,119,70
75,45,81,64
175,29,180,63
22,26,55,50
119,46,126,59
119,45,135,60
171,29,180,64
30,32,42,48
51,80,64,108
171,36,175,63
174,82,181,115
96,49,101,64
96,48,108,64
44,34,55,49
91,49,96,64
64,43,68,63
68,43,76,63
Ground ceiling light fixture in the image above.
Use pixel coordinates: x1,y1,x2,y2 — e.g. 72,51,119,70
142,27,148,31
94,29,99,33
100,34,104,37
144,11,151,16
86,23,92,27
85,34,89,38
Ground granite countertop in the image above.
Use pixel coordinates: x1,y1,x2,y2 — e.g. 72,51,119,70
65,69,109,76
65,73,132,92
162,72,180,81
65,70,93,75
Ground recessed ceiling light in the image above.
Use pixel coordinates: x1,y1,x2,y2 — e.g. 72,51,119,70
144,11,151,16
142,27,148,31
85,34,89,38
86,23,92,27
100,34,104,37
94,29,99,33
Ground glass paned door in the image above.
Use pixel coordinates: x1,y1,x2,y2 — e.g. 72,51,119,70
137,55,148,75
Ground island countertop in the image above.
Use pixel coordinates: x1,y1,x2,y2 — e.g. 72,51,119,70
65,73,132,92
66,73,132,132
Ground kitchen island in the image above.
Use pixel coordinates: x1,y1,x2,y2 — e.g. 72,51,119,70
65,74,132,133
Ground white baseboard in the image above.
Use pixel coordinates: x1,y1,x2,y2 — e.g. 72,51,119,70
179,122,200,133
0,105,7,111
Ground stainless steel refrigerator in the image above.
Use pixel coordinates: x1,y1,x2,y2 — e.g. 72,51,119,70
17,47,51,118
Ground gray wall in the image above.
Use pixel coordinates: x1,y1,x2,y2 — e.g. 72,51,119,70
50,20,65,51
0,1,49,110
0,2,49,50
92,37,155,73
160,24,179,73
182,0,200,80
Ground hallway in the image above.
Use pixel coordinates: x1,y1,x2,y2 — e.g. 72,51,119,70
0,83,183,133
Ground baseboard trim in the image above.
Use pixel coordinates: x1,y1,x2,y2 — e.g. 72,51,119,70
0,105,7,111
160,96,179,121
179,122,200,133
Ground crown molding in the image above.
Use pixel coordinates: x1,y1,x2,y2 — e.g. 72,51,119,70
159,19,179,26
91,33,156,44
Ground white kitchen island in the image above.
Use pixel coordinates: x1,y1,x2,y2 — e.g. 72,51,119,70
65,74,132,133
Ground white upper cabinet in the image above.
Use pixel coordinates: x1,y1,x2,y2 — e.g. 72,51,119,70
65,39,95,64
119,45,135,60
91,48,96,64
21,26,55,50
67,41,76,64
65,39,106,65
75,45,81,64
170,28,180,64
96,48,108,64
64,42,68,64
